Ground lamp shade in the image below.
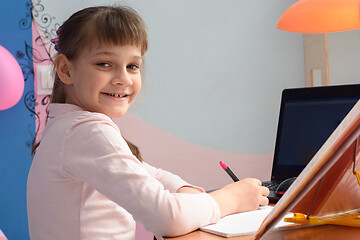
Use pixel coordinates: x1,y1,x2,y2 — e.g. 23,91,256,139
277,0,360,33
0,45,24,110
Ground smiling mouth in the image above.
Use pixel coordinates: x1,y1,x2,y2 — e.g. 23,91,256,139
103,93,128,98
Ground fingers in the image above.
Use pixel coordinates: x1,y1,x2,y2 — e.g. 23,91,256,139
253,178,262,186
259,181,270,206
248,178,270,197
247,178,270,207
259,195,269,206
217,178,270,214
249,178,270,206
261,185,270,197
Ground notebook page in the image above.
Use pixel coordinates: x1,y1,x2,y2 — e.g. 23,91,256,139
200,206,293,238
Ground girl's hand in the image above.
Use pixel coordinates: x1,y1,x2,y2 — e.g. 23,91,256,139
209,178,269,217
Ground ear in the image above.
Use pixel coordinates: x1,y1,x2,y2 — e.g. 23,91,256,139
56,54,73,85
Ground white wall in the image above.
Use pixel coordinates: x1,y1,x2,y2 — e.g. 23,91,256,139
328,30,360,85
34,0,307,154
131,0,305,154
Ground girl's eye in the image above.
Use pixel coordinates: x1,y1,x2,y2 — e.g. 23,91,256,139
96,62,111,68
127,64,140,70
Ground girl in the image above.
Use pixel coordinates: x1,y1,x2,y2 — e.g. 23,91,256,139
27,5,269,240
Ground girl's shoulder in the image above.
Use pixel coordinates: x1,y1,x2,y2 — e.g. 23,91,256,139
48,104,120,133
72,111,119,132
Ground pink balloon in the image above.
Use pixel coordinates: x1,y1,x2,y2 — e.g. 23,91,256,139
0,45,24,110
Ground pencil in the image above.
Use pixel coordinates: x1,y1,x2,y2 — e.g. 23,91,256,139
219,161,239,182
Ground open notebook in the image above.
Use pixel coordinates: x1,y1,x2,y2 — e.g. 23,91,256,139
200,206,294,237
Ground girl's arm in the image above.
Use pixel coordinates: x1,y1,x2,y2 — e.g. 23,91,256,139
61,116,268,236
61,118,220,237
142,161,203,194
142,161,270,215
143,161,269,216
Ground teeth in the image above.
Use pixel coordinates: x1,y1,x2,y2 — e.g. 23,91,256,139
107,93,126,97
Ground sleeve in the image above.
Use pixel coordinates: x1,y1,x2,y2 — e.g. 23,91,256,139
60,117,221,237
142,162,204,193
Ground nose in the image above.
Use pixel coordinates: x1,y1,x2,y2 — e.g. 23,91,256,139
111,68,133,86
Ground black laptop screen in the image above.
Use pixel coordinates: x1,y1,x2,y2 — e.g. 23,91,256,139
271,85,360,181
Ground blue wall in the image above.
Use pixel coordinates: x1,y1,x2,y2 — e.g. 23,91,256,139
0,0,34,239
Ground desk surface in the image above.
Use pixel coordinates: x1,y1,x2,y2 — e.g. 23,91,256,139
165,224,360,240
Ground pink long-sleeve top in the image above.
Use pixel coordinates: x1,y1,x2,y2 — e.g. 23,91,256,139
27,104,220,240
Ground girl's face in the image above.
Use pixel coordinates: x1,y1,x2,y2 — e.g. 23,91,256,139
59,44,142,118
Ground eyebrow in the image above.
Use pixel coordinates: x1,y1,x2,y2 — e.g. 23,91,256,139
93,51,142,60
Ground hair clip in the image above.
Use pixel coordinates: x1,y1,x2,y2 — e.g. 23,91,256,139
50,26,62,52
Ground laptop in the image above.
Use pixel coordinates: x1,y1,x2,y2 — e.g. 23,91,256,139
263,84,360,202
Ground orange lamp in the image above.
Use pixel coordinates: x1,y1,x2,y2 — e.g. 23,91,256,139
277,0,360,33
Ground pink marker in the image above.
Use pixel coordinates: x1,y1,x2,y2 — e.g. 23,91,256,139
219,161,239,182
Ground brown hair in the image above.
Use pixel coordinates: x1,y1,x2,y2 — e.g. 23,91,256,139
32,6,147,161
51,5,148,103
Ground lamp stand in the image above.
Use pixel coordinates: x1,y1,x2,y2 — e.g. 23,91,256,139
304,33,330,87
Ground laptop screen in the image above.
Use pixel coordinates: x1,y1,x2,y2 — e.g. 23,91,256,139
271,84,360,182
